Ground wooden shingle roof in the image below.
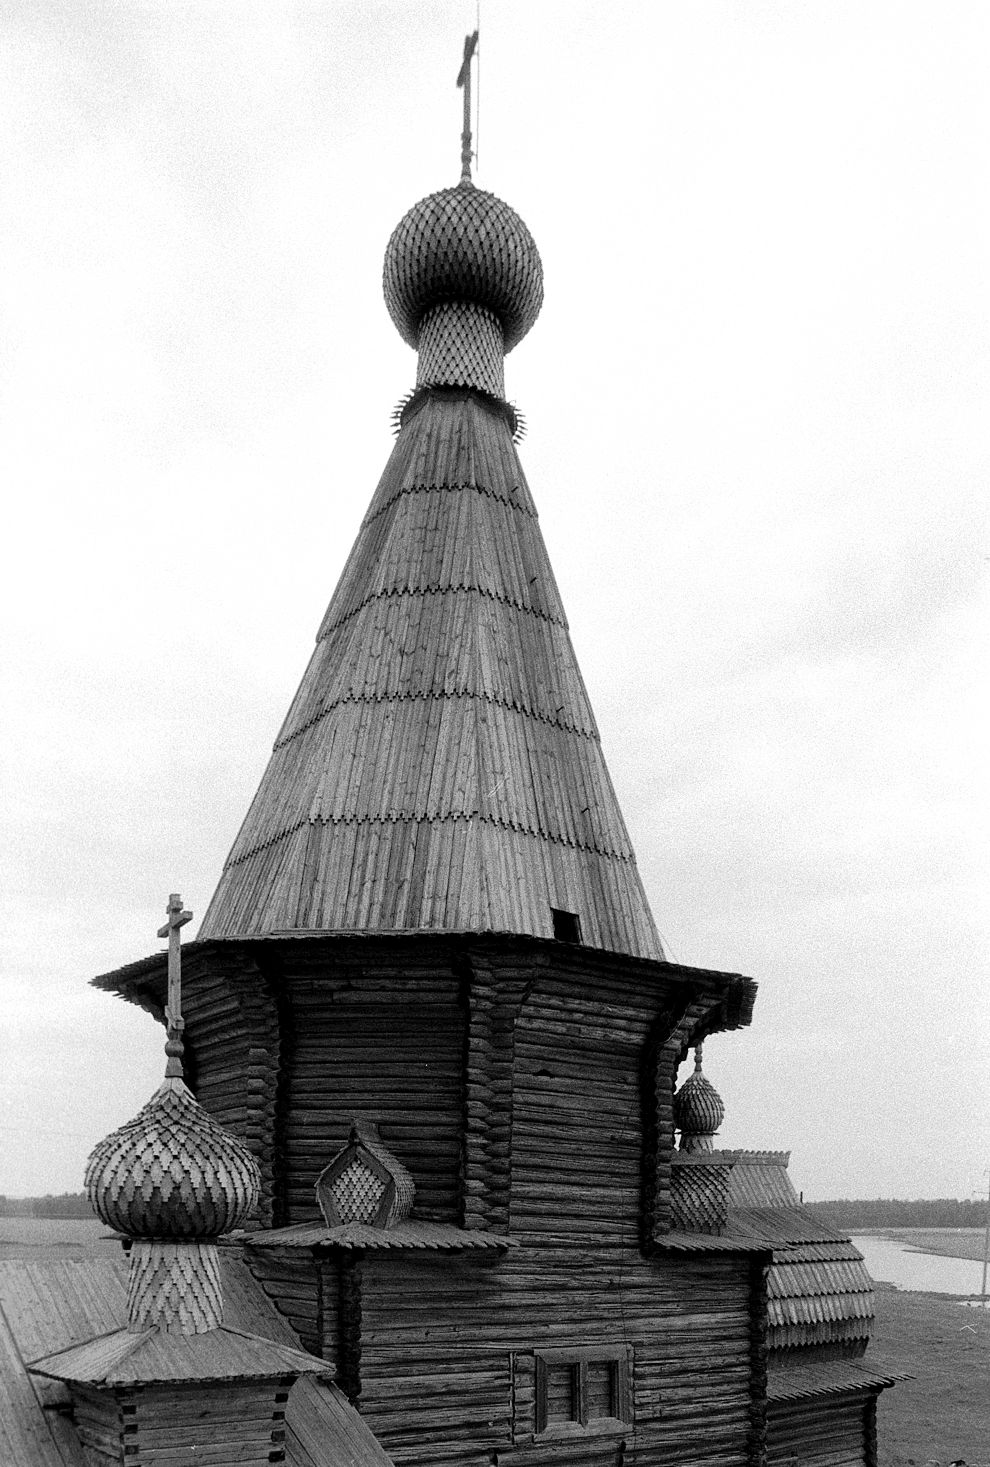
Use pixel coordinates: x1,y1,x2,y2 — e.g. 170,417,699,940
0,1253,393,1467
728,1206,875,1354
200,388,663,959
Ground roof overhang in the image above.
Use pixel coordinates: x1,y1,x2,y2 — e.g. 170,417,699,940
92,930,757,1041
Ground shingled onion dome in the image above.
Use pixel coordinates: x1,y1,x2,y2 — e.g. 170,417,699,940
383,180,543,399
85,1029,261,1332
673,1044,726,1154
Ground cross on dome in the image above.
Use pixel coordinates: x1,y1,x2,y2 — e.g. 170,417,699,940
157,892,192,1078
457,30,479,183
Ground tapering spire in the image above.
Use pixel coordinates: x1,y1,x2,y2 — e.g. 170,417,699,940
199,95,663,961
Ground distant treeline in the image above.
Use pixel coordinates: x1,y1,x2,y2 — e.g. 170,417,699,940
3,1193,987,1228
807,1198,988,1229
0,1193,94,1218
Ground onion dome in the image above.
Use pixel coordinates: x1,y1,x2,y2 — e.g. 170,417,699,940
673,1045,726,1154
85,1076,260,1239
383,181,543,354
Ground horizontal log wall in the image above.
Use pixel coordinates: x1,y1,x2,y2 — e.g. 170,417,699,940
508,962,688,1248
346,955,752,1467
244,1246,322,1357
283,950,466,1224
71,1385,128,1465
169,950,282,1228
354,1249,753,1467
135,1381,292,1466
767,1390,870,1467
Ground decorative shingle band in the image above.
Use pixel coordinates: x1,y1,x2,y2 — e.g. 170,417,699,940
318,582,569,644
417,302,505,397
220,809,640,870
126,1240,223,1334
363,479,538,530
391,384,523,441
275,687,599,752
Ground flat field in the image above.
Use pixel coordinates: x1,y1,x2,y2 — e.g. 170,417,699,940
0,1216,111,1258
872,1283,990,1467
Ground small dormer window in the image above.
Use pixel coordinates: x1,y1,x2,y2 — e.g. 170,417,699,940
551,908,582,943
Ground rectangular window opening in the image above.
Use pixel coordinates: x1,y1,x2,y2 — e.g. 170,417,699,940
551,907,582,943
534,1346,631,1437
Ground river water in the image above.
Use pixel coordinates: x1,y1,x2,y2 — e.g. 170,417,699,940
851,1234,988,1299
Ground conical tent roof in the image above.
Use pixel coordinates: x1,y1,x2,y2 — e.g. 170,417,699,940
200,183,662,960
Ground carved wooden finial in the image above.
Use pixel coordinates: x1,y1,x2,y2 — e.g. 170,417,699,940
456,30,479,183
157,893,193,1078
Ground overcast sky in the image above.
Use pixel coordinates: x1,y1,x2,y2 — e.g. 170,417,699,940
1,1,987,1203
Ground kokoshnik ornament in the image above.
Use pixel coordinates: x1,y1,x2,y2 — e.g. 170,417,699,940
85,894,261,1332
672,1044,726,1154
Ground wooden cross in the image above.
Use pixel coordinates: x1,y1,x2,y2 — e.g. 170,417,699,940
157,892,193,1040
457,30,479,183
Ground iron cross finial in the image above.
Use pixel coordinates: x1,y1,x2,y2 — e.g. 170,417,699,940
456,30,479,183
157,892,193,1078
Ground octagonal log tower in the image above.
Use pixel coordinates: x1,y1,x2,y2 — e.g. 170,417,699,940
90,156,897,1467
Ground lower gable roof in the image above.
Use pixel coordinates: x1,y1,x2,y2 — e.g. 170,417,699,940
0,1253,391,1467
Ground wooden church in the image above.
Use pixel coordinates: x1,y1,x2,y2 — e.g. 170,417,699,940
1,37,900,1467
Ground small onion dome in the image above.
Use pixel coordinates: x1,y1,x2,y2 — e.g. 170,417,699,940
383,181,543,353
673,1047,726,1150
316,1120,415,1229
85,1078,260,1239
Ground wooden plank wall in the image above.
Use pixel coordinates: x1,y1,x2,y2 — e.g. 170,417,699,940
244,1248,322,1357
282,950,466,1225
346,960,753,1467
173,950,282,1228
766,1391,870,1467
353,1250,753,1467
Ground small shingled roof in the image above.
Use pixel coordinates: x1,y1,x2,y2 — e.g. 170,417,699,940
27,1324,329,1387
244,1219,516,1252
766,1359,907,1402
728,1205,875,1353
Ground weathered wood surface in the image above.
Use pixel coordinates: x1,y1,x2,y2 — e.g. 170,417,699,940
352,1250,752,1467
767,1388,871,1466
282,958,465,1225
0,1254,390,1467
72,1380,293,1467
199,392,662,959
0,1296,83,1467
261,954,761,1467
168,948,282,1229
